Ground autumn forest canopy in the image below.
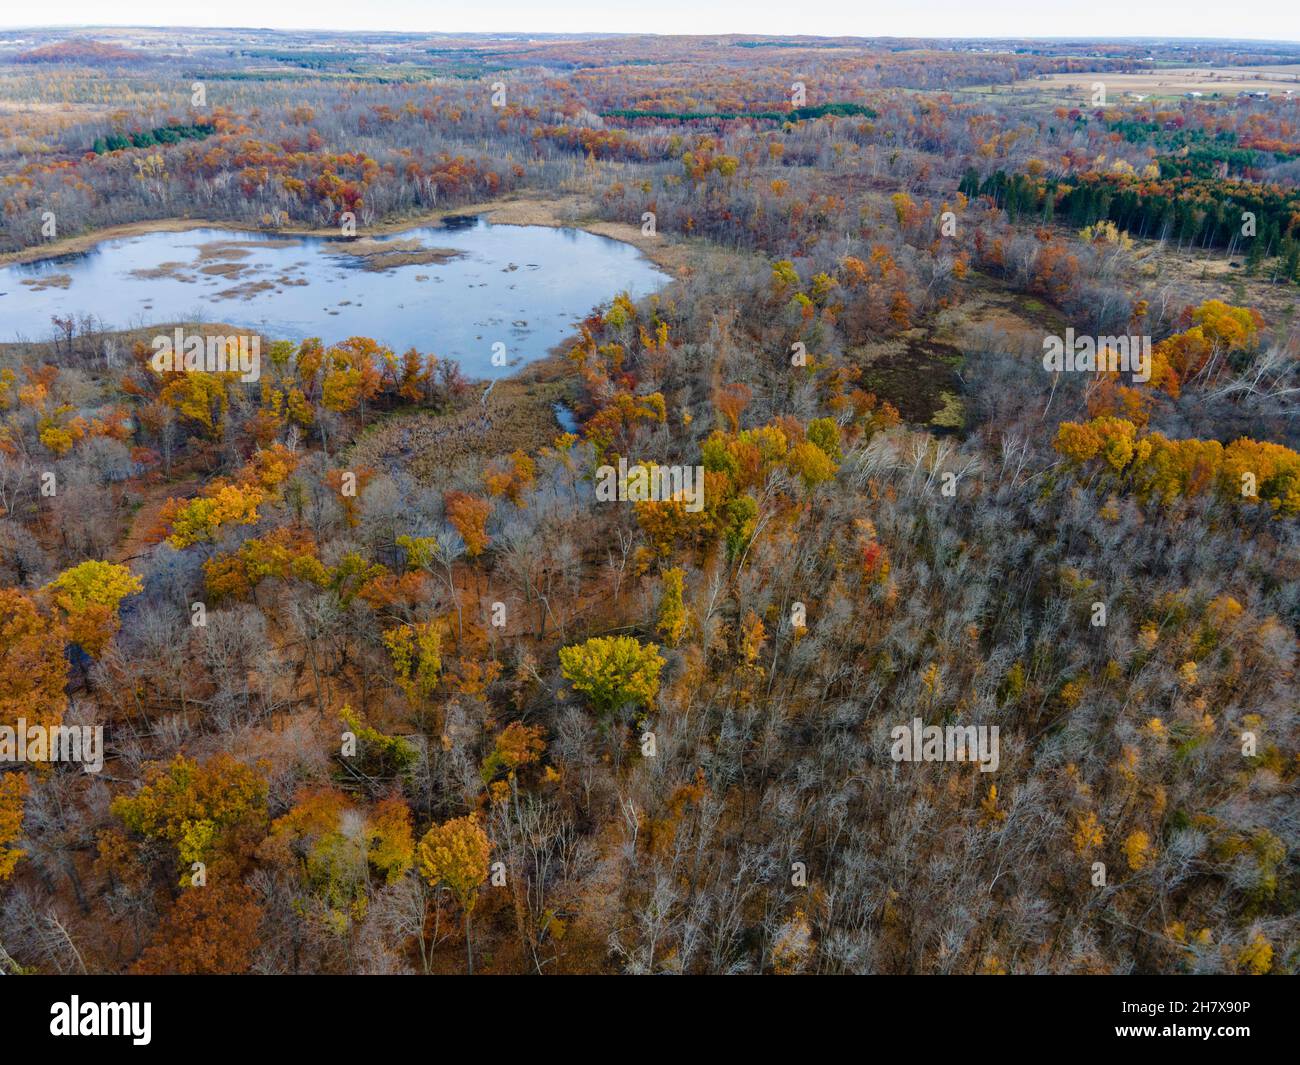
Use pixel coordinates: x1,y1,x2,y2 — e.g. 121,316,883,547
0,22,1296,986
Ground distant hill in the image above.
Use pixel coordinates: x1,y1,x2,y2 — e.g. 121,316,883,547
15,39,143,65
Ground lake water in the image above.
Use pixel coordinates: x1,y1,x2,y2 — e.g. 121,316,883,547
0,217,669,377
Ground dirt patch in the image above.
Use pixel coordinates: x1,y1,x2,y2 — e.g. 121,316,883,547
850,335,963,425
117,477,201,568
956,284,1068,336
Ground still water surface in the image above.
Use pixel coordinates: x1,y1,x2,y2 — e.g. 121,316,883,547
0,217,668,376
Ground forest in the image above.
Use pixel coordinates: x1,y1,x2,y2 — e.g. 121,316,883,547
0,25,1296,977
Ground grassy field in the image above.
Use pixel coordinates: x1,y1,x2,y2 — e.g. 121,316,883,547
963,65,1300,103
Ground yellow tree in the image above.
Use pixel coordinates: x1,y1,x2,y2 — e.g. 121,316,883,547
786,440,838,490
416,814,492,973
110,754,268,882
1236,933,1273,975
444,492,492,558
0,774,27,882
158,482,266,548
656,568,688,648
0,588,68,735
483,451,536,508
559,635,665,720
0,589,67,876
260,789,414,936
321,337,385,414
383,621,442,711
159,371,235,438
1123,829,1153,872
480,721,547,806
43,560,143,657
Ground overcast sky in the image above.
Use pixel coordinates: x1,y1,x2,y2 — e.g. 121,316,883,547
4,1,1297,43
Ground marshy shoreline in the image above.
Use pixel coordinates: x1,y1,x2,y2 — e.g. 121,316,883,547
0,193,688,277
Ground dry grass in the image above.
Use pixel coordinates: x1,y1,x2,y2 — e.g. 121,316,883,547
1136,241,1300,323
1003,65,1300,102
328,237,465,271
348,357,579,486
193,241,265,261
19,272,71,290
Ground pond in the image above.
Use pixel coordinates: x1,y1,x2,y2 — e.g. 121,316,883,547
0,217,669,377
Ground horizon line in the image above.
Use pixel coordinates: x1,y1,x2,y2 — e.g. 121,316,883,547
3,27,1300,46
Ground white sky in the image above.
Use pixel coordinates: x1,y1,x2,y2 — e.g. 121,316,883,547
4,1,1297,43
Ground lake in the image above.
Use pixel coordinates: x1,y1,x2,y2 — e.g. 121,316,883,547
0,217,669,377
